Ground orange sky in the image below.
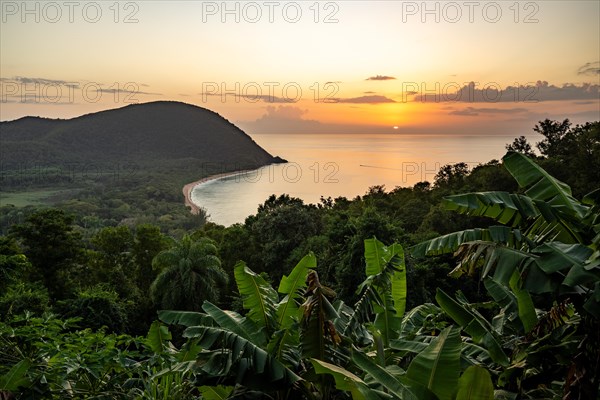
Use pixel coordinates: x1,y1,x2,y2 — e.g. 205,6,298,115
1,1,598,135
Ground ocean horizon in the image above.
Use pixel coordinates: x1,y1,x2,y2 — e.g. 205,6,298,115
191,132,530,225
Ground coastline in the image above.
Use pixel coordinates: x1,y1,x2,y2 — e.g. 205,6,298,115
182,169,255,215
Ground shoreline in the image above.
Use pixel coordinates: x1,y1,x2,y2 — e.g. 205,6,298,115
182,169,255,215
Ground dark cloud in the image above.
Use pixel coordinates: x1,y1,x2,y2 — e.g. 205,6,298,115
1,77,161,99
245,95,296,103
449,107,529,117
98,88,162,96
577,62,600,76
413,81,599,103
199,92,293,103
334,95,396,104
201,90,391,104
14,99,84,105
449,109,479,117
1,76,80,88
366,75,396,81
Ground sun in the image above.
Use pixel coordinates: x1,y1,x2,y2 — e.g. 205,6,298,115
393,126,399,130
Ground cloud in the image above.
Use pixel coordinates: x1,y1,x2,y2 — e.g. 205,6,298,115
199,92,293,103
257,105,310,120
413,81,599,103
366,75,396,81
236,103,596,136
237,106,416,135
449,108,479,116
237,105,323,134
0,77,162,100
1,76,80,88
577,61,600,76
11,99,84,105
449,107,529,117
245,95,295,103
334,95,396,104
98,88,162,96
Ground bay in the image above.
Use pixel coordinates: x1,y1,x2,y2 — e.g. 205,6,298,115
191,133,524,226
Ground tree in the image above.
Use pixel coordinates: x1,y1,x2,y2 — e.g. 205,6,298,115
528,119,599,197
132,224,168,295
567,121,600,195
0,236,29,292
246,195,321,283
128,224,169,334
150,235,228,311
88,226,139,303
535,118,572,157
465,160,518,192
0,283,50,318
333,207,404,304
505,135,535,157
55,285,128,333
9,209,83,300
433,162,470,191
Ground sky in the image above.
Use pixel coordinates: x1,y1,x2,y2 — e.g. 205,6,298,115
1,0,599,135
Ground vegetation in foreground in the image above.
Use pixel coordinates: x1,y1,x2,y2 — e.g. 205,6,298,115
0,119,599,399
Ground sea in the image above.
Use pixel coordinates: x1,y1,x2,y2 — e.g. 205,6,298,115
191,133,525,226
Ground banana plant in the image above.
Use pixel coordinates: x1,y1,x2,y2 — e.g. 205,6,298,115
158,253,348,397
411,152,600,399
125,321,202,399
314,240,498,400
157,264,307,393
361,238,407,347
412,153,600,326
158,240,410,399
313,326,495,400
339,238,407,355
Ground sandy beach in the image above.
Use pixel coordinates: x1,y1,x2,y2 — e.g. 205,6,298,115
182,170,253,215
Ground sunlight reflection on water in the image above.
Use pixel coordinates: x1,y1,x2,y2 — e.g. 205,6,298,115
191,133,522,226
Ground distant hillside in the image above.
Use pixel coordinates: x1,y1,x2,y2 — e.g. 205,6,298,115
0,101,282,170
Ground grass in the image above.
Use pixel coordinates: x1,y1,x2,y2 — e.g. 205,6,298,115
0,189,75,207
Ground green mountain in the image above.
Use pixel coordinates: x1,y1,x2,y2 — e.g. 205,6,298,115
0,101,283,170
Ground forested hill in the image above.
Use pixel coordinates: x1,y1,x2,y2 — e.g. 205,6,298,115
0,101,281,168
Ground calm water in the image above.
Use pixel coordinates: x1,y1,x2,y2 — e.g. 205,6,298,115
191,133,521,226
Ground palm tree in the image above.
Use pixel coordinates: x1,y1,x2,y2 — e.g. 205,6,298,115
150,235,228,311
